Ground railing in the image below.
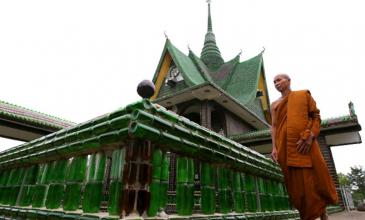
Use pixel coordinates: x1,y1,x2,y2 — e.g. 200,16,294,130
0,99,301,219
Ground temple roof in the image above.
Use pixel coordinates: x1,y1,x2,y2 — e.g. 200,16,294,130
152,2,269,126
0,100,76,141
154,40,206,87
153,39,267,124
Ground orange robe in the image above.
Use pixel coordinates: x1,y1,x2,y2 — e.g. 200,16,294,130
274,90,338,220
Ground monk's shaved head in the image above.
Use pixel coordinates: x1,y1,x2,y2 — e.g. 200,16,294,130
273,73,291,94
274,73,291,81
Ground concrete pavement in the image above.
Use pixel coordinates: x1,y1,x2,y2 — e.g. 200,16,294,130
321,211,365,220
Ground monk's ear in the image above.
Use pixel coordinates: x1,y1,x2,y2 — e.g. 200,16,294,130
306,90,311,95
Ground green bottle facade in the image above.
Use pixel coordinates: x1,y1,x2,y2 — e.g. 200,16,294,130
63,155,88,211
108,148,126,215
176,156,194,215
82,152,106,213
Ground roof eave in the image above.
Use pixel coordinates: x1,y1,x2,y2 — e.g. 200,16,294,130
154,82,270,129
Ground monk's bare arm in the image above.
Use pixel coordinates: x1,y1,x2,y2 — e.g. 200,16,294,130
270,101,279,162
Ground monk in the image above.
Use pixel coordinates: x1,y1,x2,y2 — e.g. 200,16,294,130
270,74,338,220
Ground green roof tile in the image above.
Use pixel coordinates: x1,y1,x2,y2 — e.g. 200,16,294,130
0,100,75,130
223,54,263,105
167,41,206,86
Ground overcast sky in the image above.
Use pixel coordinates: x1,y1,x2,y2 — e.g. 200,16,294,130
0,0,364,174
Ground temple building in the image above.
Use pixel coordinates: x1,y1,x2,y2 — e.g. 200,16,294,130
0,1,361,219
150,2,362,208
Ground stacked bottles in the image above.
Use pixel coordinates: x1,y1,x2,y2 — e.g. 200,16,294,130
200,163,215,214
108,148,126,215
0,168,24,205
282,184,290,210
8,168,25,205
272,180,282,211
245,174,257,212
232,172,245,213
82,152,106,213
258,177,267,211
45,159,68,209
266,179,274,211
32,163,51,207
147,149,170,216
63,155,87,211
0,169,10,204
18,165,39,206
176,156,194,215
258,177,275,211
217,167,232,213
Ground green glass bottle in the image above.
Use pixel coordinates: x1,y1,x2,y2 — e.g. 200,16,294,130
151,149,162,180
82,181,103,213
159,180,168,210
31,163,50,207
185,183,194,215
82,152,105,213
176,183,185,215
200,186,209,214
46,159,68,209
147,179,160,217
200,163,215,214
18,185,32,206
32,185,48,208
176,157,188,184
46,183,65,209
63,182,82,211
247,192,257,212
108,148,126,216
64,156,87,211
160,153,170,182
233,172,244,213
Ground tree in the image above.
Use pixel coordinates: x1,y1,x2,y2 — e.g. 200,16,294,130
347,166,365,205
338,172,350,186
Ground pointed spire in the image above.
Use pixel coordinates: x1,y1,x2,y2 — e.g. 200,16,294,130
201,0,224,71
207,1,212,32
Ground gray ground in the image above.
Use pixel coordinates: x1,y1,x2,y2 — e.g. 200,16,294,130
322,211,365,220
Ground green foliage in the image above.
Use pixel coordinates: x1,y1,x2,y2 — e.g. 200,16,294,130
338,172,350,186
347,166,365,204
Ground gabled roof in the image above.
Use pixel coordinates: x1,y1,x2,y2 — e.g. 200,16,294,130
152,39,205,87
153,39,268,123
223,54,263,105
0,100,75,130
151,2,270,126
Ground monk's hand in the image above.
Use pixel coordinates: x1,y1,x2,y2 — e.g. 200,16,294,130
297,131,314,154
271,147,278,163
303,134,314,154
296,139,306,154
